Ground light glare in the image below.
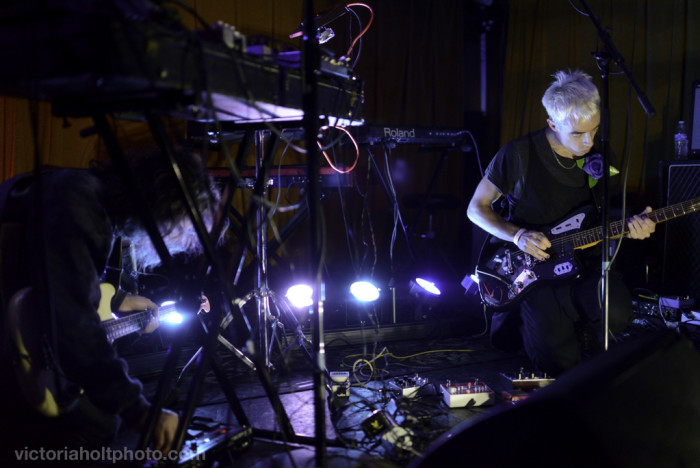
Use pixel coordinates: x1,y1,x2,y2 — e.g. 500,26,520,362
160,311,184,325
415,277,441,296
286,284,314,308
350,281,380,302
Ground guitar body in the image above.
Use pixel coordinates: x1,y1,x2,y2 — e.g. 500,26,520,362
6,287,66,417
476,205,596,310
475,198,700,310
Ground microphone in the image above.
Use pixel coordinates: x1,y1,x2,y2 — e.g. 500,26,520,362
288,3,348,39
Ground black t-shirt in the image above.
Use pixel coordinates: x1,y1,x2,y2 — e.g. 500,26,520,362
485,127,596,227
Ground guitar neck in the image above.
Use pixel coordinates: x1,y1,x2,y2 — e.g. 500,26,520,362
102,303,178,343
104,310,152,343
573,197,700,248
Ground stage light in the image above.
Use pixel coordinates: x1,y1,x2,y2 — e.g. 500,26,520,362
410,277,441,296
159,300,184,326
286,283,314,309
160,311,184,324
350,280,380,302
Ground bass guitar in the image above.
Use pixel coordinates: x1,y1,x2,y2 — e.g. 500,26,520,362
475,198,700,310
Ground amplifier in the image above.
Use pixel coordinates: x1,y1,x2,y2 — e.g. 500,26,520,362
659,161,700,301
690,80,700,158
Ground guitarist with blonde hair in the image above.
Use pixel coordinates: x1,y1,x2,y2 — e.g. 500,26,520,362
467,69,656,376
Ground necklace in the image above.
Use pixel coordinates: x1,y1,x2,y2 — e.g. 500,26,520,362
551,147,577,169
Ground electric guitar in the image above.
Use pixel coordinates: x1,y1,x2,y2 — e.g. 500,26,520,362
7,284,165,417
475,198,700,310
98,283,171,343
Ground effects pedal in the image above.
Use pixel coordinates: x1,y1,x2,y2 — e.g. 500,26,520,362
387,374,429,398
440,379,495,408
500,367,554,390
150,425,253,468
660,296,695,323
329,371,350,398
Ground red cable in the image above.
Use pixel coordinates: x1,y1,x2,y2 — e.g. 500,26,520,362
317,126,359,174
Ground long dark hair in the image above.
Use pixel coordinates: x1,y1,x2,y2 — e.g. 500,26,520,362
91,147,220,269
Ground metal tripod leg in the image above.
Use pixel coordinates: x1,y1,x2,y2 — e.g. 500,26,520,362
175,309,256,389
251,129,278,369
218,309,256,370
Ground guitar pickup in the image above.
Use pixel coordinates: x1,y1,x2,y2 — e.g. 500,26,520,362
553,262,574,276
524,253,535,268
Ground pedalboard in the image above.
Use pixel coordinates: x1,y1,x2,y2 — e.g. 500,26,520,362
440,379,495,408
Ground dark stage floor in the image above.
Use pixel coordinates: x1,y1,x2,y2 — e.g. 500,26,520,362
116,297,700,468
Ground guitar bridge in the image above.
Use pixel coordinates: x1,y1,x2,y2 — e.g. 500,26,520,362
503,250,514,275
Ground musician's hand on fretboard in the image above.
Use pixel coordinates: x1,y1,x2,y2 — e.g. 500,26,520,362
626,206,656,240
118,294,160,333
141,314,159,334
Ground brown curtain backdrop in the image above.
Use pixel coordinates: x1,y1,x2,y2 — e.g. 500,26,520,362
6,1,695,278
0,97,16,180
501,0,700,202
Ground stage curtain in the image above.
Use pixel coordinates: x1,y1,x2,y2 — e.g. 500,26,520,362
0,97,16,181
501,0,700,199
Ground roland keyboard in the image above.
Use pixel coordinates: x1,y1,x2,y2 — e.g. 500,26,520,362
349,125,471,147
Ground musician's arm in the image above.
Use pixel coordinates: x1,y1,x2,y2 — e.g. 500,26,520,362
467,176,551,260
467,177,520,242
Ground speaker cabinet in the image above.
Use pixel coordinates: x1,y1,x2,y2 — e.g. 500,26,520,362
659,161,700,301
410,331,700,468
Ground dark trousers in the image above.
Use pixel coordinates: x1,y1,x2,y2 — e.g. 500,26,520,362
491,271,633,376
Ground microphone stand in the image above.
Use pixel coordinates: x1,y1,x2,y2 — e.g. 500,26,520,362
577,0,655,351
301,0,327,466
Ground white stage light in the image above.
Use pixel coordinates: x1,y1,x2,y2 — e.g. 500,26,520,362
158,300,184,325
411,277,441,296
286,283,314,308
350,281,380,302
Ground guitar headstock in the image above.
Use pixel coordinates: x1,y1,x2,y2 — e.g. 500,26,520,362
198,295,211,314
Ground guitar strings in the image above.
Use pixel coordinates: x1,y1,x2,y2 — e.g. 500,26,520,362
512,199,700,258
